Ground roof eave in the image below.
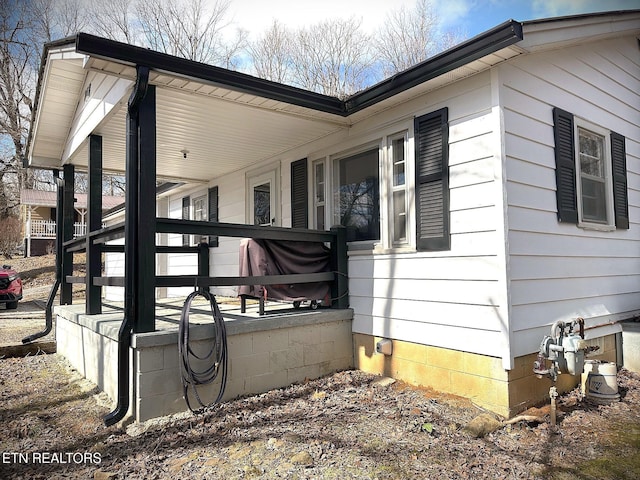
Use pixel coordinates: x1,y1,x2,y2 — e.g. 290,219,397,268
74,33,347,116
344,20,523,114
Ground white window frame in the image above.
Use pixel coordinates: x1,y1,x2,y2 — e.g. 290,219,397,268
312,158,327,231
385,131,411,248
574,118,615,231
191,194,208,245
331,142,382,247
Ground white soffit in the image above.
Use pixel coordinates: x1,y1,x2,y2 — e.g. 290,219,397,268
29,45,86,167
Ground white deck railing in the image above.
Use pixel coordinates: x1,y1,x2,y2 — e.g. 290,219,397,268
27,220,94,239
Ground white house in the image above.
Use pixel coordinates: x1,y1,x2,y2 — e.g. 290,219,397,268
25,10,639,423
20,189,123,256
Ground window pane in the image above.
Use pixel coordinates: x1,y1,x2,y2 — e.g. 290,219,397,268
334,148,380,241
254,183,270,225
315,163,325,202
393,138,405,186
579,129,604,178
314,161,325,230
316,205,325,230
392,190,406,243
193,197,207,221
581,177,607,223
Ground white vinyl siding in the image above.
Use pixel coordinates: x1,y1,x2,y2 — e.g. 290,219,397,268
501,36,640,357
347,72,510,363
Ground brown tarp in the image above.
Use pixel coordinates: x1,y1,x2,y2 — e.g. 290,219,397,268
238,238,331,304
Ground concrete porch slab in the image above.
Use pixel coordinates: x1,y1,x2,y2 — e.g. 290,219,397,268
54,298,354,423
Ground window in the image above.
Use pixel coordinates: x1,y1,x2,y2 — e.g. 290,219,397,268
289,108,450,252
388,133,409,245
578,126,609,224
553,107,629,230
191,194,208,244
333,148,380,242
247,166,280,227
313,160,326,230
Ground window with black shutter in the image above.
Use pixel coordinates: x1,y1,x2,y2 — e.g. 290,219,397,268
553,107,629,230
291,158,308,229
414,108,450,251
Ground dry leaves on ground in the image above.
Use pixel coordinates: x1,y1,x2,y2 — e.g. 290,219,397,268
1,353,639,480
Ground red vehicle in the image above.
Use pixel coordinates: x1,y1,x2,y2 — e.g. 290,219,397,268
0,264,22,310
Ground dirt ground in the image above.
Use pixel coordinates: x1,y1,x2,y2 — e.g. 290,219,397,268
1,255,639,479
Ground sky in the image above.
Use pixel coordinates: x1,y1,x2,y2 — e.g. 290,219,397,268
224,0,639,39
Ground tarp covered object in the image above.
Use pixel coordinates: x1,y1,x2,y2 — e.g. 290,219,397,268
238,238,331,304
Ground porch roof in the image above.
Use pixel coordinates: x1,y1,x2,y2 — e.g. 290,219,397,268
25,10,639,184
25,19,525,183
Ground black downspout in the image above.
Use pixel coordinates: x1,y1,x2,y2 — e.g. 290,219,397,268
104,65,150,427
22,171,64,344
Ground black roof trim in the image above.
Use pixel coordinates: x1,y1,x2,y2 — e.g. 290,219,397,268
25,17,525,169
75,33,347,116
345,20,523,114
74,20,523,119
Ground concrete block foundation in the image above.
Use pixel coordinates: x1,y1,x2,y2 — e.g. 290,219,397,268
354,333,618,418
55,303,353,423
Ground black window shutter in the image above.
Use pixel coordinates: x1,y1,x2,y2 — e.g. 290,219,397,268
553,107,578,223
415,108,450,251
208,186,219,246
182,196,190,246
291,158,308,229
611,132,629,229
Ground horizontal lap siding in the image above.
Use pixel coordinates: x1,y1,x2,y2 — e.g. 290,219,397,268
352,73,509,360
166,195,197,297
502,37,640,357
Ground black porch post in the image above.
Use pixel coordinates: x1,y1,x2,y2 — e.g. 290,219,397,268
135,84,157,332
86,134,103,314
60,163,75,304
330,225,349,309
53,170,63,280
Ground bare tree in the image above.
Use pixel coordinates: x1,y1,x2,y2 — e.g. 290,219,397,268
0,0,40,217
374,0,466,77
30,0,90,41
247,20,292,84
135,0,244,66
90,0,137,43
290,17,373,98
0,215,22,256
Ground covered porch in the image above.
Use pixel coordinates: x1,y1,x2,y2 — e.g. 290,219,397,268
25,33,354,425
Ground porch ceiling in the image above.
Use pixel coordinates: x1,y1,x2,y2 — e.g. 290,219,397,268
74,84,348,182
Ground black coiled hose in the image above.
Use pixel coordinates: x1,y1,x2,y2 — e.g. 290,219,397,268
178,289,228,413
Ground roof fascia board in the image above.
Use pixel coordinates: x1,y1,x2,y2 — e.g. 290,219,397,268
76,23,523,119
345,20,523,114
74,33,346,116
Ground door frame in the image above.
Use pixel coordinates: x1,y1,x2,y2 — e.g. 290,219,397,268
246,162,280,226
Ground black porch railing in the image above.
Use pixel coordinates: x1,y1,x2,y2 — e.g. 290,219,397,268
60,218,349,333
